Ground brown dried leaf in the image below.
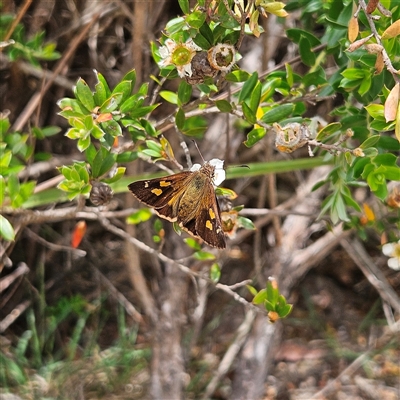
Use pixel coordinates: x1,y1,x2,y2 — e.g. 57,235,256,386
384,82,399,122
364,43,384,54
346,34,373,52
366,0,379,14
396,102,400,142
375,51,384,74
348,17,359,43
377,2,392,17
382,19,400,39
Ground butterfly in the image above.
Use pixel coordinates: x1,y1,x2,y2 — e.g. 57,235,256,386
128,158,226,249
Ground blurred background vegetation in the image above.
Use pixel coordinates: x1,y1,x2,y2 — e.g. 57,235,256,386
1,0,400,399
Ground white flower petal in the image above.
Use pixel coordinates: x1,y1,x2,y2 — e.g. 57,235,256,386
190,163,201,172
177,63,193,77
213,169,225,186
210,159,225,186
382,243,395,257
164,39,177,52
159,46,169,58
158,56,172,67
186,39,202,52
388,257,400,271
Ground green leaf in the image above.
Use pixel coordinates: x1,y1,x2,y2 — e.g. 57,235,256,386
160,90,178,104
111,80,133,105
238,71,258,103
74,78,95,112
0,214,15,241
383,166,400,181
342,191,362,212
140,119,158,137
142,149,162,158
186,10,206,28
192,33,212,50
95,71,111,98
19,181,36,202
178,0,190,14
129,105,159,119
237,216,255,230
299,36,316,66
184,238,202,250
210,263,221,283
194,250,216,260
249,81,261,114
146,140,162,152
100,94,124,113
103,167,125,183
0,176,5,205
77,135,91,152
358,75,371,97
199,22,214,46
215,100,232,112
286,28,321,46
244,127,266,147
242,102,257,124
177,80,192,106
126,208,153,224
225,70,250,83
316,122,342,141
266,280,279,305
101,120,122,137
278,303,292,318
91,152,116,178
94,77,107,106
121,69,136,88
120,96,139,113
252,288,267,305
8,174,20,201
260,104,295,124
365,104,384,119
246,285,258,297
175,108,185,130
360,135,380,149
0,150,12,168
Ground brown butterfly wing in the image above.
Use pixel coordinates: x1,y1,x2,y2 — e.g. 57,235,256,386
128,172,192,210
194,185,226,249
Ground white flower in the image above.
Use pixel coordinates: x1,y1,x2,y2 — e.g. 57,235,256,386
190,158,225,187
382,240,400,271
158,38,201,78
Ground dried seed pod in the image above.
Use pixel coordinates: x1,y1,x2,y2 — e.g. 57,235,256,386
366,0,379,14
185,51,218,84
90,181,113,206
274,122,309,153
207,43,236,72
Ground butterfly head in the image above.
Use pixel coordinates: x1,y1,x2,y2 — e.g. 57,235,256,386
190,158,225,187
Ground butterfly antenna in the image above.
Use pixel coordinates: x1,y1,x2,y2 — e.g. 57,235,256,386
192,140,206,164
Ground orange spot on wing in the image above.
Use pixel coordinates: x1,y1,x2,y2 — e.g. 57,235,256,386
151,188,163,196
160,180,171,187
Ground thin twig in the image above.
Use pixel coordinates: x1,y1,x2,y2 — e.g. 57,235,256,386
358,0,399,78
340,238,400,315
311,319,400,399
91,264,143,324
0,263,29,293
1,0,32,44
11,12,102,132
96,215,261,310
24,228,86,257
202,309,257,399
0,300,31,333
